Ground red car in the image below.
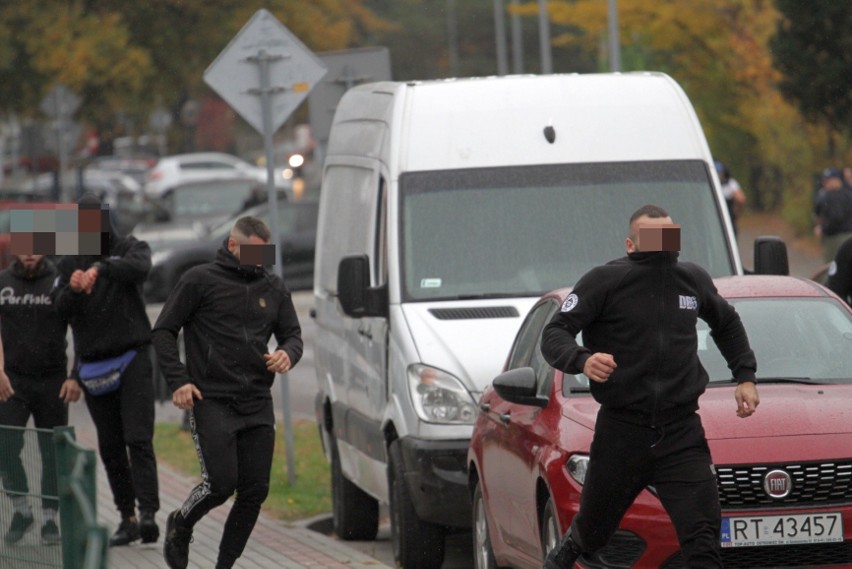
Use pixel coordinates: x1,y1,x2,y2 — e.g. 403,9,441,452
468,275,852,568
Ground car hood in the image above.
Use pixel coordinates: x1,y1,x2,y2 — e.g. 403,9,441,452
400,298,538,393
564,383,852,440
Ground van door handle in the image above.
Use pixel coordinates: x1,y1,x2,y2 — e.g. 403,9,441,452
499,412,511,424
358,326,372,340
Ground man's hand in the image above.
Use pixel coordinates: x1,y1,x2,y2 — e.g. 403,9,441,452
173,383,203,410
735,381,759,418
69,270,87,293
81,266,99,293
583,353,617,383
264,350,292,374
59,379,82,403
0,370,13,401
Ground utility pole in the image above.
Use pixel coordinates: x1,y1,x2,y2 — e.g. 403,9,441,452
608,0,622,71
538,0,553,74
494,0,508,75
447,0,460,76
511,0,524,74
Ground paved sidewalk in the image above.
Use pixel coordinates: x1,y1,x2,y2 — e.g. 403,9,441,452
68,404,391,569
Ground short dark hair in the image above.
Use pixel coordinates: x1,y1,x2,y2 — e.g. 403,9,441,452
232,216,271,242
629,204,670,225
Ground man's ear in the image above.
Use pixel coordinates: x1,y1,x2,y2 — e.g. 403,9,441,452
227,236,237,254
625,237,637,253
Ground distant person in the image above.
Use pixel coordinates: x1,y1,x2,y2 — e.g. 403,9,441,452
813,168,852,262
827,234,852,306
0,253,80,545
53,193,160,547
715,161,746,235
152,216,303,569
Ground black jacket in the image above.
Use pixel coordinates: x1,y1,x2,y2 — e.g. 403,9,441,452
827,235,852,305
541,251,756,427
151,244,303,400
53,235,152,363
0,258,68,376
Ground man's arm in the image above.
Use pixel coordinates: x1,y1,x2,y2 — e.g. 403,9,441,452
268,287,303,372
0,332,12,402
151,276,201,393
95,237,152,284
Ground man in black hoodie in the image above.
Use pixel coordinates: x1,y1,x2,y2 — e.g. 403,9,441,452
542,204,759,569
0,253,80,545
53,193,160,546
152,216,302,569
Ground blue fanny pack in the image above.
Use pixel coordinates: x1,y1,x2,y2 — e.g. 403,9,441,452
78,349,138,396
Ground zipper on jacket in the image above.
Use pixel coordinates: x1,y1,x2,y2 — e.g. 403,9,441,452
241,283,251,387
651,267,669,428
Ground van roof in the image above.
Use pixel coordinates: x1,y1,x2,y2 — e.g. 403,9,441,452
329,72,712,172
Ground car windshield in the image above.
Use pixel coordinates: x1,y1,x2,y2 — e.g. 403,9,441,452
699,298,852,383
399,160,734,301
206,201,311,240
163,181,256,219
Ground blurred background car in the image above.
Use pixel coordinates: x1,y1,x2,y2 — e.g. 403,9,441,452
143,151,293,199
143,197,318,302
469,275,852,569
86,154,157,186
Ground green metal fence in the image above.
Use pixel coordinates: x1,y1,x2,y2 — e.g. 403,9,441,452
0,424,107,569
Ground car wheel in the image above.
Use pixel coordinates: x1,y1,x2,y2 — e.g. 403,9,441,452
540,496,561,561
472,480,499,569
389,439,445,569
330,437,379,540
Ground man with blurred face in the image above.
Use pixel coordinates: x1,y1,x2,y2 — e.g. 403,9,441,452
153,216,302,569
0,253,80,545
541,204,759,568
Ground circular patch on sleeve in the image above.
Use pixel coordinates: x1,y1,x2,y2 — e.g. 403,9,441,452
828,261,837,277
561,293,579,312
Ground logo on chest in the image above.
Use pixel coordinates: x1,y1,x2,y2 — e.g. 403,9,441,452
678,295,698,310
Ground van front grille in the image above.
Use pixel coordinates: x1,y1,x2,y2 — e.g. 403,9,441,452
428,306,519,320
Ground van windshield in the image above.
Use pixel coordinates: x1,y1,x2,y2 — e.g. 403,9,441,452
399,160,735,301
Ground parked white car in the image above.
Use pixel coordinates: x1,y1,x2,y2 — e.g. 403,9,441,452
143,152,292,198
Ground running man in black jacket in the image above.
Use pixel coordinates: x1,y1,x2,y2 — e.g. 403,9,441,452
53,193,160,547
0,254,80,545
152,216,303,569
542,204,759,569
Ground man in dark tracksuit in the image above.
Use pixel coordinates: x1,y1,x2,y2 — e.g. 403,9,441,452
827,235,852,306
152,216,303,569
542,204,760,569
0,254,80,545
53,193,160,546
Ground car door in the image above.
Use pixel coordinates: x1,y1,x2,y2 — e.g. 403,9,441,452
485,300,558,555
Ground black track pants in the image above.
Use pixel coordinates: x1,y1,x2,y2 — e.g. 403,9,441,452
84,348,159,518
571,411,723,569
0,372,67,510
180,397,275,568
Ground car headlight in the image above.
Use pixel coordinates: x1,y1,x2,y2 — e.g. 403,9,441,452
567,454,589,485
407,364,477,425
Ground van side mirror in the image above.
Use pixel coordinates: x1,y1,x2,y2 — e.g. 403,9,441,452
753,236,789,275
337,255,388,318
492,367,548,408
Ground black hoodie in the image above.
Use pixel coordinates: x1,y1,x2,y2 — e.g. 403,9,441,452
0,257,68,376
52,194,152,363
151,242,303,400
541,251,756,427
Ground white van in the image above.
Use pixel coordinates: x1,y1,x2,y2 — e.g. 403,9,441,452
312,72,786,569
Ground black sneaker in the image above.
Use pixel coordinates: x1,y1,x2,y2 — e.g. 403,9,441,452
163,510,193,569
41,519,61,545
4,512,34,544
139,511,159,544
109,517,140,547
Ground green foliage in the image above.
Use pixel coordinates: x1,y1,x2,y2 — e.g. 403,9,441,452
770,1,852,135
153,420,332,521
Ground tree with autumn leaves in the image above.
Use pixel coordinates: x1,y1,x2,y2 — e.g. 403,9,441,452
0,0,849,231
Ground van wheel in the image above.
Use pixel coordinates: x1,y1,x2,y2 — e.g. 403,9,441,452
389,440,445,569
472,480,500,569
330,438,379,540
540,496,560,561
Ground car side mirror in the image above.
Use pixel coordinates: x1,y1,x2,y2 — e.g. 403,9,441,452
492,367,548,408
753,236,789,275
337,255,388,318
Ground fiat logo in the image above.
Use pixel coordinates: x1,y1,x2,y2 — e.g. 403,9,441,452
764,470,792,499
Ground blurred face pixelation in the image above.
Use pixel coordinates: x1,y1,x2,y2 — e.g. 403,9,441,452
626,215,680,253
9,203,109,256
228,232,275,266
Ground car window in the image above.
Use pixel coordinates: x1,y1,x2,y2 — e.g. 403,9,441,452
698,298,852,382
164,183,254,218
508,302,555,370
528,302,559,397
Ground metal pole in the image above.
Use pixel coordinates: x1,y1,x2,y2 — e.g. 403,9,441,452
494,0,508,76
607,0,622,71
254,48,297,485
538,0,553,74
447,0,460,76
511,0,524,74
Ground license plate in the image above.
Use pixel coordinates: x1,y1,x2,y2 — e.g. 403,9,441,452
721,513,844,547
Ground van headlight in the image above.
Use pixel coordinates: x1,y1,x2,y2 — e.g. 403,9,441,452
407,364,477,424
567,454,589,485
